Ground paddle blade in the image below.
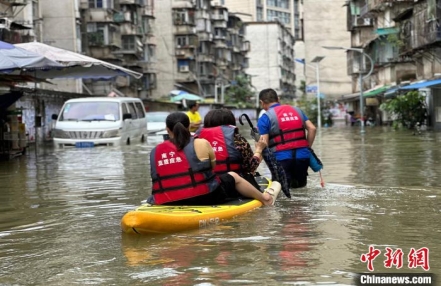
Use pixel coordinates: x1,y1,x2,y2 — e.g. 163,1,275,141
320,171,325,188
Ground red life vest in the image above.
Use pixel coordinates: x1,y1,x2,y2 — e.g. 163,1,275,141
196,125,243,175
150,138,219,205
266,105,309,152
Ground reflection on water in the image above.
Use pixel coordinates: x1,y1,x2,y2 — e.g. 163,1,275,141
0,127,440,285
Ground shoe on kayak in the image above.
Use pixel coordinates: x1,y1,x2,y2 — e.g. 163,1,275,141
264,181,281,206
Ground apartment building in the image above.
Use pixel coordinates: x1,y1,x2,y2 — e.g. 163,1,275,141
303,0,352,100
246,21,296,100
221,0,304,98
345,0,441,130
0,0,36,44
0,0,157,98
153,0,249,99
81,0,157,98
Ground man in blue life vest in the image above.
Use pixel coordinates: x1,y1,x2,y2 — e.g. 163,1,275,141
257,88,317,188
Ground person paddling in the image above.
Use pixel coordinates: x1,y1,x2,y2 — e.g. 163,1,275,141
146,112,281,206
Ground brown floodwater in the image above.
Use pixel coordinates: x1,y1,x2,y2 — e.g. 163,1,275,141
0,124,439,285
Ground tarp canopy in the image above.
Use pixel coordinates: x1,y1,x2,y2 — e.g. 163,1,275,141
0,40,62,72
363,85,390,97
384,86,399,98
15,42,142,79
171,93,204,102
400,79,441,90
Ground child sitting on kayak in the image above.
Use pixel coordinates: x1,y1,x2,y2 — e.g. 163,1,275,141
146,112,280,206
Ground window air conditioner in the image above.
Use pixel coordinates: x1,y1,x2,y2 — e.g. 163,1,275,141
0,18,12,30
179,65,190,72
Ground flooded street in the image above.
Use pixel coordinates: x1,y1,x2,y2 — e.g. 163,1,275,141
0,125,439,285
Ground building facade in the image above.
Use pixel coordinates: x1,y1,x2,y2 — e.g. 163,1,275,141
303,0,352,100
221,0,304,98
153,0,249,100
246,21,296,102
1,0,157,98
345,0,441,130
80,0,157,98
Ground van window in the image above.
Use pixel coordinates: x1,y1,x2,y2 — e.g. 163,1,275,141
59,101,120,121
127,102,138,119
122,103,129,115
135,102,145,118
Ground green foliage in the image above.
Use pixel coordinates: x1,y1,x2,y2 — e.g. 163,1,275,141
296,94,323,126
224,75,255,108
380,91,427,129
299,80,306,95
386,34,404,48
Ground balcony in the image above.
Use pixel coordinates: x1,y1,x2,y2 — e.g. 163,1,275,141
213,21,227,28
119,0,143,5
197,54,214,62
120,24,144,36
175,25,196,35
198,33,213,42
399,10,441,54
172,0,195,9
241,41,250,52
195,10,210,19
212,14,227,21
173,18,195,26
175,49,188,57
87,32,105,46
114,12,125,23
359,0,382,18
86,9,116,22
7,0,28,6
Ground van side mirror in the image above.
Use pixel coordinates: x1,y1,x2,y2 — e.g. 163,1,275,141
123,113,132,120
52,114,58,120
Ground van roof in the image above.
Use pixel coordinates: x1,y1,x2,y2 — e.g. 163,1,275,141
65,97,142,103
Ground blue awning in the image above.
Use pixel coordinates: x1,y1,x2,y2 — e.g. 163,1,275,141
376,27,400,36
384,87,399,98
401,79,441,90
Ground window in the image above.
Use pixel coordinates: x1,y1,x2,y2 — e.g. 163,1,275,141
175,10,188,23
135,102,145,118
257,7,263,21
122,35,136,50
127,103,138,119
144,45,155,62
122,102,129,115
176,36,188,47
267,0,289,9
267,9,291,24
88,0,113,8
87,23,107,45
59,102,120,121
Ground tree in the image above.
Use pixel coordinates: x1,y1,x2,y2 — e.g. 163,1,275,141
380,91,427,129
224,75,254,108
296,94,323,126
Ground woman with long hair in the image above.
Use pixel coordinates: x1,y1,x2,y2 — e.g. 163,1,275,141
147,112,279,206
197,108,266,190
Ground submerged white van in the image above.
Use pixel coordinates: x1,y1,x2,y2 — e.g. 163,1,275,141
52,97,147,148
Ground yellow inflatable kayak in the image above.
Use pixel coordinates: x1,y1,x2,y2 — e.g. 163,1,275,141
121,177,275,235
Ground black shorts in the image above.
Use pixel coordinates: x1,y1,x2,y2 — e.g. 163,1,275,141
163,173,240,206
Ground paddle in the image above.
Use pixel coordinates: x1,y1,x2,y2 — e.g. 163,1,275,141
239,114,291,198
